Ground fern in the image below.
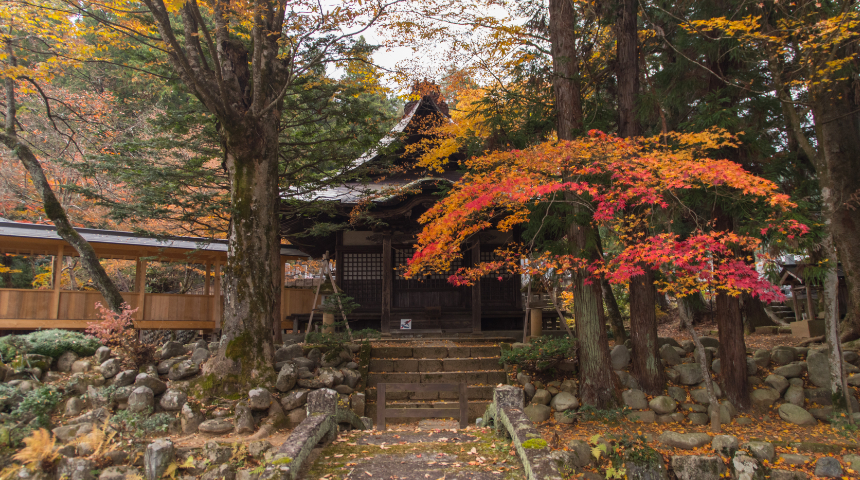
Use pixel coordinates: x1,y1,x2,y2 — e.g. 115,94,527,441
13,429,59,470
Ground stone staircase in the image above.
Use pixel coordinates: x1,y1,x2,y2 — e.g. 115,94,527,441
769,303,796,324
365,342,508,424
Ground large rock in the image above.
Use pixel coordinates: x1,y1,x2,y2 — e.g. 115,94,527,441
784,384,804,406
550,391,579,411
667,386,686,403
144,439,174,480
306,348,323,367
248,388,273,410
65,397,85,416
280,388,310,411
659,344,682,366
531,389,551,405
698,337,719,349
167,360,199,381
275,362,298,392
622,389,649,410
181,404,204,434
191,348,211,365
94,346,112,363
671,455,726,480
57,351,80,372
743,441,774,461
566,439,593,467
764,374,789,395
659,432,711,449
113,370,137,387
649,396,677,415
627,410,656,423
778,403,816,426
753,349,771,368
198,419,234,435
806,350,831,388
53,422,94,442
750,388,780,408
771,346,796,366
773,363,804,378
100,358,122,379
235,401,255,434
286,407,307,427
57,457,96,480
674,364,704,385
611,345,631,370
711,435,738,455
128,386,155,413
625,459,668,480
814,457,843,478
274,344,303,364
770,470,809,480
524,404,551,423
71,360,92,374
341,368,361,389
134,374,166,395
157,357,186,375
317,367,338,388
159,389,187,411
160,341,186,361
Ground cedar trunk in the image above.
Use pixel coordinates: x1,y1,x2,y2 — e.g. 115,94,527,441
602,279,627,344
615,0,640,138
206,118,280,377
629,267,665,394
716,292,750,410
549,0,583,136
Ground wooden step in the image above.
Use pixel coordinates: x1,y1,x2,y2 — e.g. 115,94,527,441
368,357,503,373
366,400,491,423
370,345,501,360
365,385,495,402
367,371,508,387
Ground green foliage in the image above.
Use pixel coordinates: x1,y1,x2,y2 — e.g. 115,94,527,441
141,413,176,434
319,293,360,317
577,405,631,425
589,434,660,480
12,386,62,428
499,336,576,372
0,330,101,361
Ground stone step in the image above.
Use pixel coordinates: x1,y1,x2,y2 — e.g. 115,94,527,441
367,370,508,387
365,385,495,402
371,345,501,360
366,400,491,423
368,357,503,373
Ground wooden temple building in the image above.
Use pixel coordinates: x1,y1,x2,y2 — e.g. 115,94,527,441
280,83,523,334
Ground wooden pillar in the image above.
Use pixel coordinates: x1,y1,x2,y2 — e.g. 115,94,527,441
335,231,344,290
213,261,222,330
791,286,801,321
382,234,392,333
471,239,482,333
50,244,63,319
275,258,285,343
805,285,815,320
204,263,211,295
135,258,147,322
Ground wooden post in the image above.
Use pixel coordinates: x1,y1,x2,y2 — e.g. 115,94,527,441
471,239,481,333
275,257,285,343
50,244,63,319
335,232,344,290
213,261,221,330
805,285,815,320
791,286,801,321
135,258,147,322
382,234,392,334
204,263,211,295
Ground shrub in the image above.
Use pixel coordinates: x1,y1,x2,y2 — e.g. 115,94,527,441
499,335,576,372
87,302,156,368
0,330,101,361
12,386,62,428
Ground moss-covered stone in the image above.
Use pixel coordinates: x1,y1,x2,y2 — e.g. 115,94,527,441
522,438,547,449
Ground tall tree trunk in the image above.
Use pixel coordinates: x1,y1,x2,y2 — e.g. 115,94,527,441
602,279,627,344
571,221,619,409
629,267,665,394
1,71,125,313
615,0,640,138
549,0,583,136
205,117,280,378
821,231,853,420
715,292,750,410
813,79,860,340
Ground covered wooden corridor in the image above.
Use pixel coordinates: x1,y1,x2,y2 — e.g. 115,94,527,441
0,219,313,331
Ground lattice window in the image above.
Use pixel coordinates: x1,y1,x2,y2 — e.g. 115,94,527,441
341,252,382,309
396,248,461,279
480,250,513,279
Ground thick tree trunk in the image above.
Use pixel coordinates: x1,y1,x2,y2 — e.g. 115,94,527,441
205,117,280,379
615,0,640,138
570,219,619,409
821,232,853,419
1,75,125,313
629,267,665,394
741,294,777,334
549,0,583,136
813,79,860,340
715,292,750,410
602,279,627,344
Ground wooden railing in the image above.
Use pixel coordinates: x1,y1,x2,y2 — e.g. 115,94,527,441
376,382,468,430
0,288,319,331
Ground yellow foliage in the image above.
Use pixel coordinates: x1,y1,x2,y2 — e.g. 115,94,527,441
13,429,59,471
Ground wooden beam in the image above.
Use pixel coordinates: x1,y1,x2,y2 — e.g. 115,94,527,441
50,244,63,320
335,231,344,290
471,239,481,333
136,259,147,322
204,263,211,295
382,234,392,334
213,261,222,330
